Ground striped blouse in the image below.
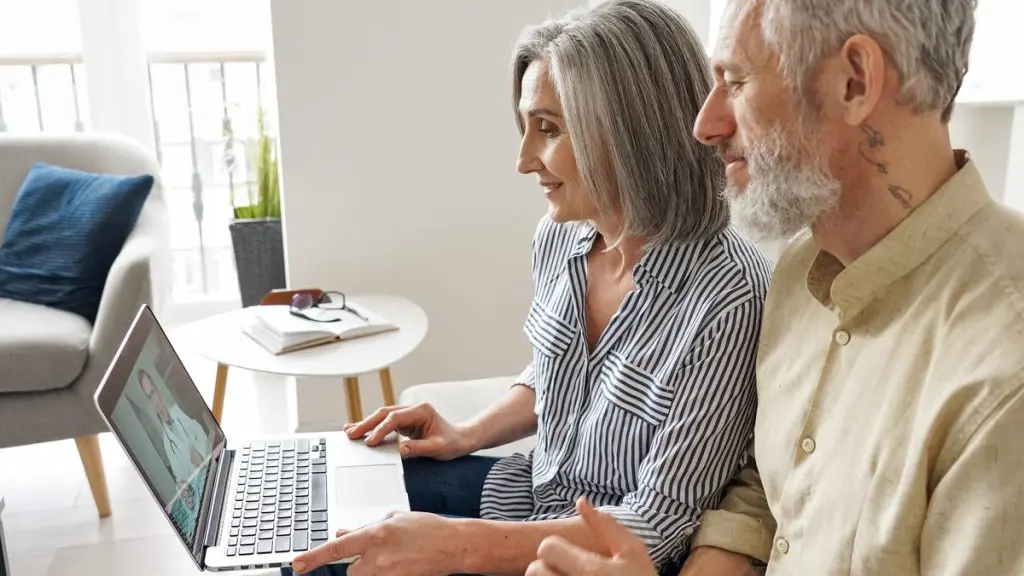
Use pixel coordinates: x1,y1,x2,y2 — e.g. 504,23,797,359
479,215,771,567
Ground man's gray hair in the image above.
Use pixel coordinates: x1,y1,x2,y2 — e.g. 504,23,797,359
512,0,727,247
758,0,977,122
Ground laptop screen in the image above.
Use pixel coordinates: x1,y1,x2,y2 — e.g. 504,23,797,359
99,307,226,560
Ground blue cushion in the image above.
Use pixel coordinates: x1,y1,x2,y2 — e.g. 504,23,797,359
0,162,153,324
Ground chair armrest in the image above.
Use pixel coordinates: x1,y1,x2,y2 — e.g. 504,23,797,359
88,233,161,361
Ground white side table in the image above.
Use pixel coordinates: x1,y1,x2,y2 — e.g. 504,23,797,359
0,494,8,576
170,294,428,424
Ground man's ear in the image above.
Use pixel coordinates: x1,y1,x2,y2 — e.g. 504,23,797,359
828,34,886,126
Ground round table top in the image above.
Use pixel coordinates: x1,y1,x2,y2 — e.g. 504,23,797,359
169,294,428,377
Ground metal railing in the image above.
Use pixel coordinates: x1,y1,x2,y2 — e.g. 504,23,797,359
147,51,269,296
0,54,86,133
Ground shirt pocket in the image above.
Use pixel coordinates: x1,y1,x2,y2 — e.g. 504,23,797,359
598,350,675,426
524,299,575,358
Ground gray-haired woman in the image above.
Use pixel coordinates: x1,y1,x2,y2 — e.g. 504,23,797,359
287,1,769,575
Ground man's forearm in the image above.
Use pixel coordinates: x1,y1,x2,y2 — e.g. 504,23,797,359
451,515,607,576
459,384,538,453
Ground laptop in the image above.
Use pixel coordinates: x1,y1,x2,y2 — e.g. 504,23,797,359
94,304,409,572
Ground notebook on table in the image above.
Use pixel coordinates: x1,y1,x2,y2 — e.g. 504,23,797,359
243,304,398,355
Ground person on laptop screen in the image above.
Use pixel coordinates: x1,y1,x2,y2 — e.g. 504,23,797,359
137,368,213,484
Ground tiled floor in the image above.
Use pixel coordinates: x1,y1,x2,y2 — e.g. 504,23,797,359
0,353,295,576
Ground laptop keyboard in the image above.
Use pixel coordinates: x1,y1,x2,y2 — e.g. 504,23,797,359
225,438,330,557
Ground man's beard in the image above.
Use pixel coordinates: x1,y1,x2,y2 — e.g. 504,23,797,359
723,119,841,242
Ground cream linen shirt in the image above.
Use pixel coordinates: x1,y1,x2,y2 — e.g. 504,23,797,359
692,152,1024,575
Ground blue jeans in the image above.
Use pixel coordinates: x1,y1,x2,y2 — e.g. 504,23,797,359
282,455,499,576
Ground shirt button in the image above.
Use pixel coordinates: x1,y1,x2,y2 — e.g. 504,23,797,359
834,330,851,345
801,437,816,454
776,537,790,554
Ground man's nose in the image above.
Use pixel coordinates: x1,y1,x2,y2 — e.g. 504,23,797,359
693,89,736,147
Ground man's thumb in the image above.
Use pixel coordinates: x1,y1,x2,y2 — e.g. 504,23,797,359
399,437,442,458
576,497,637,557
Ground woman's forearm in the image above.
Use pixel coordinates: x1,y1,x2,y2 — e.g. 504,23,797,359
459,384,538,453
452,515,605,576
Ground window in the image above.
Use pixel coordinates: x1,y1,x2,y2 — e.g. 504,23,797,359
0,0,277,303
0,0,87,134
141,0,276,300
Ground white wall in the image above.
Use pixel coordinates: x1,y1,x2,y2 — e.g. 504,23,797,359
270,0,583,430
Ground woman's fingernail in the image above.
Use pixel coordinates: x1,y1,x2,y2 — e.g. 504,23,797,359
293,561,305,573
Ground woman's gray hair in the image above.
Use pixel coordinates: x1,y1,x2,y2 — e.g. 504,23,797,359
757,0,977,122
512,0,727,248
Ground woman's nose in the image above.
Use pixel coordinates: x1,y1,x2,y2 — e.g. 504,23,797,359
517,139,544,175
693,90,736,147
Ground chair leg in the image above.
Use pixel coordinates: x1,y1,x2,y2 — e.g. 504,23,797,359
379,367,396,406
344,376,363,423
75,435,111,518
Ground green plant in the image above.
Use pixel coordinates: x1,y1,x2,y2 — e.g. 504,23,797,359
232,106,281,219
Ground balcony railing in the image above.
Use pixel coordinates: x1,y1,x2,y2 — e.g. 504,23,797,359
0,54,87,133
0,51,273,299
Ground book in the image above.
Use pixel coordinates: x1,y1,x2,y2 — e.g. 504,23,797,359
242,304,398,355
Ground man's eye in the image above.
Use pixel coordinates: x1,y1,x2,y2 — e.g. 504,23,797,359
724,80,745,94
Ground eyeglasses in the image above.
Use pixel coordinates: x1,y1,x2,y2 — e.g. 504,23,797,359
290,291,369,323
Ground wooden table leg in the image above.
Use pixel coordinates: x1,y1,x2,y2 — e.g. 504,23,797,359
212,363,229,423
379,367,396,406
345,376,363,423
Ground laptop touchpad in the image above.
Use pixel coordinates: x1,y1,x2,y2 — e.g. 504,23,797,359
335,464,404,508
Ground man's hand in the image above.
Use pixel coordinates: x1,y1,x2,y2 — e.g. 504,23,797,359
525,497,657,576
291,512,461,576
343,402,473,461
679,546,762,576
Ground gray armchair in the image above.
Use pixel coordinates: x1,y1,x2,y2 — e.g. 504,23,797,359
0,134,170,517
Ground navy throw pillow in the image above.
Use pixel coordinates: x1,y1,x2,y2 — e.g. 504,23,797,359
0,162,154,324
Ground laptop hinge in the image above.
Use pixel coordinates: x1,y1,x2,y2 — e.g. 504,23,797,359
202,448,235,551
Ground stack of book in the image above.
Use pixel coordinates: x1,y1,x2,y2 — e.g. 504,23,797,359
243,304,398,355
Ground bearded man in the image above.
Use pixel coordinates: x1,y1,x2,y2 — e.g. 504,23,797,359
526,1,1024,575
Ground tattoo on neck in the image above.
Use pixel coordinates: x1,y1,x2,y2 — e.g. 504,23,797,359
858,124,888,175
888,185,913,210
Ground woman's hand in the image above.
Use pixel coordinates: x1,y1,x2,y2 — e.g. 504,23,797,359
344,403,474,461
292,512,462,576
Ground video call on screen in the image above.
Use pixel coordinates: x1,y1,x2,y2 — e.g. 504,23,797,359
111,326,221,548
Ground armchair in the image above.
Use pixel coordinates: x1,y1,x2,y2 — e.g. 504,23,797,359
0,134,169,517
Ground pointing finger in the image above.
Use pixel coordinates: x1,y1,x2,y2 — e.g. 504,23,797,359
291,529,370,574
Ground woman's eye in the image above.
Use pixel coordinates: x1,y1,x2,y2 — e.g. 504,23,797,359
539,120,560,136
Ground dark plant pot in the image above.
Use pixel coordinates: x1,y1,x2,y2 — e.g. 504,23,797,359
229,218,287,308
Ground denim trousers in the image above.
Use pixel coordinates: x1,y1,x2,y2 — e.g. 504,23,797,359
281,455,499,576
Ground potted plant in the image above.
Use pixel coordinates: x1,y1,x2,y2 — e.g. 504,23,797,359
228,107,286,307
